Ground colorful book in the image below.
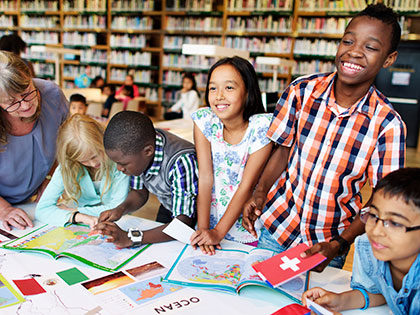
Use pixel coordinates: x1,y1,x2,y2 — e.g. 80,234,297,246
252,243,326,287
2,224,150,272
163,244,310,303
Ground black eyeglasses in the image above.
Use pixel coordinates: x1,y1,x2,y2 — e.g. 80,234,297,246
360,210,420,233
2,89,38,113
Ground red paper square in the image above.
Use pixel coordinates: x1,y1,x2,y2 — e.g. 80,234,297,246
13,278,46,296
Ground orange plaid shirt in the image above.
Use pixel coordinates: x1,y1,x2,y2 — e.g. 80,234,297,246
260,72,406,249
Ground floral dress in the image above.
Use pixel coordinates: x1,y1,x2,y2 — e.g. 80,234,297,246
192,107,272,243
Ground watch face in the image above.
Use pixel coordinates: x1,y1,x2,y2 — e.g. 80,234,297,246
131,231,141,237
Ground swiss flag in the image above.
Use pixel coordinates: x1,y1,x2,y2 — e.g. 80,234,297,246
252,243,326,287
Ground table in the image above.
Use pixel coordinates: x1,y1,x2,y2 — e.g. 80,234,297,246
0,203,389,315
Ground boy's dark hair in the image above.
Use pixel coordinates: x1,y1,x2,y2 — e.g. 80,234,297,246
0,34,27,55
354,3,401,53
205,56,265,121
373,168,420,211
104,84,115,94
122,85,134,98
69,93,87,105
183,72,200,97
104,111,156,155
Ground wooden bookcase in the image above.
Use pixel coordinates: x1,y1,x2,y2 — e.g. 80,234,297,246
0,0,419,118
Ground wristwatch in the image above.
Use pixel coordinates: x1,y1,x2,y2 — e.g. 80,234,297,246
127,228,143,248
329,235,350,256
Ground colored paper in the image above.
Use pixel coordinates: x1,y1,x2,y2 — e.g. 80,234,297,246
13,278,46,296
305,298,334,315
252,243,326,287
162,218,195,244
0,274,25,309
56,267,89,286
271,303,311,315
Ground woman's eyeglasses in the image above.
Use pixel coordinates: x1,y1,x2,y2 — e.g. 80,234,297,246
360,209,420,233
2,89,38,113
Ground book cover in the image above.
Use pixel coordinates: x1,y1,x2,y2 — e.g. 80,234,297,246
163,244,310,303
252,243,326,287
2,224,150,272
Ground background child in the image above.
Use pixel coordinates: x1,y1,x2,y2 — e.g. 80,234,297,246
102,84,116,118
35,114,129,227
190,56,273,255
92,111,198,248
115,74,139,98
303,168,420,314
69,93,87,116
116,85,134,110
164,73,200,120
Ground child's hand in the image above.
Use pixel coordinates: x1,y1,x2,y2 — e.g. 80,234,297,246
302,287,343,312
190,229,222,255
98,207,124,222
76,213,98,229
242,192,266,238
93,221,132,248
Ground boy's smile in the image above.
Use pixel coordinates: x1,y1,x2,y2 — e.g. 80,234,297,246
335,16,397,91
366,191,420,273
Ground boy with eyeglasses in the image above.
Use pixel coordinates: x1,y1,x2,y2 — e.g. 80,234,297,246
302,168,420,315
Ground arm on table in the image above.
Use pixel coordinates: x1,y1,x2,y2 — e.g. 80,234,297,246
242,144,290,237
0,196,33,231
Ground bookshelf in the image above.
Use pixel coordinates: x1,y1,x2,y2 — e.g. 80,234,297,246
3,0,419,117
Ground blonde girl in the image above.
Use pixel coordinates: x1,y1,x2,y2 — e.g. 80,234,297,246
35,114,129,227
190,56,273,254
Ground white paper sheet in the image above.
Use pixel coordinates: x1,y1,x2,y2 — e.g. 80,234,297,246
162,218,195,244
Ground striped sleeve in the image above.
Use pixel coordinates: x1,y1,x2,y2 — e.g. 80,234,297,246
130,175,144,190
168,152,198,217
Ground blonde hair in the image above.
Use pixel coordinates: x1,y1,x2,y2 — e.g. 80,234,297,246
0,51,39,147
56,114,114,205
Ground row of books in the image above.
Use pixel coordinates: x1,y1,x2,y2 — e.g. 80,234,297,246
111,0,155,11
22,50,55,61
299,0,368,11
0,0,17,10
163,54,217,70
63,65,106,79
110,34,146,48
294,39,339,56
259,77,287,92
110,51,152,66
166,0,213,11
292,60,335,75
80,50,108,64
227,0,293,11
64,15,107,29
110,68,152,83
21,31,59,45
227,16,292,33
63,0,106,12
296,17,351,35
166,17,223,32
0,15,13,27
162,70,207,88
163,35,221,49
32,62,54,76
21,0,58,12
63,32,97,46
20,15,59,28
382,0,420,11
111,16,153,31
225,36,293,54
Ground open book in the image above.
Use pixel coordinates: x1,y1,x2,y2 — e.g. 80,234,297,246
163,244,309,303
2,224,150,272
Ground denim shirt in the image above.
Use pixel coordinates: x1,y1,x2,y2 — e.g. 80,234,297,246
351,234,420,315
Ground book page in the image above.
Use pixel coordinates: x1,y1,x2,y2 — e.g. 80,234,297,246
163,245,249,293
238,248,276,285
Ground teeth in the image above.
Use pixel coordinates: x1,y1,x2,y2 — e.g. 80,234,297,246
343,62,363,70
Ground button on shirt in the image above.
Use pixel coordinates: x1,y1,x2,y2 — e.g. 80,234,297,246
130,134,198,217
351,234,420,315
260,72,406,249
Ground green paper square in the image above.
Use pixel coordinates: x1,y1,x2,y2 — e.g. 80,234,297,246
56,267,89,286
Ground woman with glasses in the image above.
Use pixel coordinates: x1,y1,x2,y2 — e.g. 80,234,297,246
0,51,68,231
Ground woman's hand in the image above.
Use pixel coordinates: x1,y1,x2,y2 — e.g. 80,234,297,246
190,228,222,255
75,213,98,229
0,205,33,231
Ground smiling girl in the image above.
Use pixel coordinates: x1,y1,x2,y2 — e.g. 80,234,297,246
190,56,273,254
35,114,129,227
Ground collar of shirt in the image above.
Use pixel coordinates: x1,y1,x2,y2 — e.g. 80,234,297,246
144,133,164,176
377,254,420,291
314,72,377,119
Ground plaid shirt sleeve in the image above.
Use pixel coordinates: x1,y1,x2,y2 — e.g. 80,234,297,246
130,175,144,190
368,114,406,187
267,84,300,147
168,152,198,217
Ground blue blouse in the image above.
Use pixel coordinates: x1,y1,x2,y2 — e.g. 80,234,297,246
351,233,420,315
35,165,129,226
0,79,69,204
